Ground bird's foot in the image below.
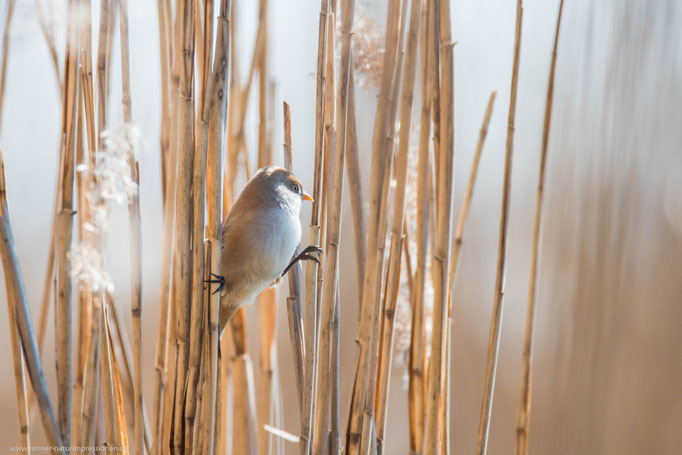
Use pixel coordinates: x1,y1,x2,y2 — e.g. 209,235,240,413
281,245,323,276
204,273,225,295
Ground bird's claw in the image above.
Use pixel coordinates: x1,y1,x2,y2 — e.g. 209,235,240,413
281,245,323,276
204,273,225,295
300,245,323,255
298,253,320,264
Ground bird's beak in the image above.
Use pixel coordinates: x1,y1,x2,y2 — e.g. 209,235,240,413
302,190,314,202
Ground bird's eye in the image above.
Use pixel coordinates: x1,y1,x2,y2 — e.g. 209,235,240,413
292,184,299,193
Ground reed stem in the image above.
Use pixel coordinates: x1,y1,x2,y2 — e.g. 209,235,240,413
476,2,523,454
515,2,563,454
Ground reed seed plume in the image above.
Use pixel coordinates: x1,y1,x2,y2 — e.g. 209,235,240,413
349,9,384,90
70,244,113,293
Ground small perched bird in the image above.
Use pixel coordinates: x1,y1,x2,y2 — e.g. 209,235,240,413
208,166,321,332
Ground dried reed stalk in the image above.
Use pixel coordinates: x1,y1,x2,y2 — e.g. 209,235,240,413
300,2,330,454
253,4,282,454
423,0,457,451
161,5,183,448
204,1,231,453
0,150,30,450
101,302,120,447
76,16,96,439
152,153,175,455
344,67,366,296
225,0,240,204
186,3,223,438
475,2,523,454
232,354,258,455
107,289,152,454
96,0,113,138
72,89,92,451
282,101,305,410
347,0,401,452
0,0,16,131
439,90,496,455
229,308,258,455
0,169,62,447
329,283,342,455
314,0,356,448
111,329,131,452
171,0,196,450
199,0,214,114
185,23,213,455
55,0,81,445
257,287,278,455
350,1,403,453
80,289,102,448
447,91,496,302
408,4,435,450
194,333,208,455
128,162,144,455
157,0,171,203
319,11,336,260
7,282,30,450
161,283,178,454
375,0,422,449
312,124,337,455
515,2,563,454
117,1,145,452
152,3,177,451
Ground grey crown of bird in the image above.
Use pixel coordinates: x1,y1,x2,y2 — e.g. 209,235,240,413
207,166,322,332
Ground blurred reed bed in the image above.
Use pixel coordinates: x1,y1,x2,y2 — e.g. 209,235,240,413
15,0,682,455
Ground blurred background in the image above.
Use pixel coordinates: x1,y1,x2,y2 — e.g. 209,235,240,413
0,0,680,453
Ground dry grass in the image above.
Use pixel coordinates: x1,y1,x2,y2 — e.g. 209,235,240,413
0,0,596,454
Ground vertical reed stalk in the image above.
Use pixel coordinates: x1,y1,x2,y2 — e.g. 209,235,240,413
358,2,407,454
423,0,456,451
80,289,102,448
440,91,496,455
172,0,196,451
205,1,231,453
311,125,336,455
162,6,182,448
375,0,422,449
329,286,341,455
118,1,144,452
152,153,175,455
96,0,112,140
344,68,366,296
232,354,258,455
300,2,329,454
282,101,305,410
185,28,212,455
254,4,280,454
56,0,81,445
408,4,434,450
476,2,523,454
515,2,563,454
101,303,120,447
347,0,401,452
157,0,171,203
152,3,177,452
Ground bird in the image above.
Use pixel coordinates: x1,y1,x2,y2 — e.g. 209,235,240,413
207,166,322,333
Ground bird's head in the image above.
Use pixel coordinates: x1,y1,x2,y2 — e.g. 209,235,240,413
249,166,313,214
